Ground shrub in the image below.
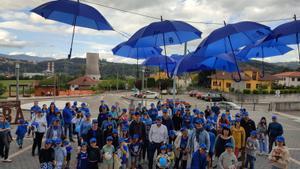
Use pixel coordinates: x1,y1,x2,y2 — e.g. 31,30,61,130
270,90,275,94
0,83,6,96
252,90,258,94
243,89,251,94
262,90,269,94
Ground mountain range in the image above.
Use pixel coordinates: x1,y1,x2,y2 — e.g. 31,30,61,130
0,53,54,62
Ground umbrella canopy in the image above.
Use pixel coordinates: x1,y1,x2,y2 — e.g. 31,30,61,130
195,21,271,81
199,53,239,73
238,43,293,60
31,0,113,59
263,17,300,61
112,41,162,59
142,55,175,67
173,53,210,75
126,20,202,47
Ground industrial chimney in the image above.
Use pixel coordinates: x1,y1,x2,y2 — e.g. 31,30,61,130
86,53,101,80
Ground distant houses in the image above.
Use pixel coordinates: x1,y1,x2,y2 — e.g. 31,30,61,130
273,72,300,87
67,76,99,90
209,69,279,93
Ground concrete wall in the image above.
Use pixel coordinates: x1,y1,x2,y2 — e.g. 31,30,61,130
86,53,101,80
274,101,300,111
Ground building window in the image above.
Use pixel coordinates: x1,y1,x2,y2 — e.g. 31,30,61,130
252,72,257,80
246,83,251,89
298,78,300,82
213,81,218,86
226,83,231,88
256,84,260,89
292,78,295,81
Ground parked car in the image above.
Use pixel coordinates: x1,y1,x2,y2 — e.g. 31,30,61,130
168,88,177,94
217,101,240,110
189,90,198,97
131,89,140,97
196,92,203,99
202,93,226,102
161,89,168,95
143,91,160,99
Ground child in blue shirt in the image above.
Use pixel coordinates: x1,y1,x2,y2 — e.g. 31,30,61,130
129,134,142,169
191,143,207,169
77,142,88,169
15,119,27,149
117,138,129,169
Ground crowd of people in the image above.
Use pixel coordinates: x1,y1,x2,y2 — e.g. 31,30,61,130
0,99,290,169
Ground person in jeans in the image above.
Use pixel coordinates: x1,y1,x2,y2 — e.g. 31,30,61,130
268,115,283,153
63,102,75,142
245,131,258,169
31,110,47,156
257,117,268,155
0,114,12,162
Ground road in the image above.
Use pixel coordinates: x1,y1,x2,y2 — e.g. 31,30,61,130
2,92,300,169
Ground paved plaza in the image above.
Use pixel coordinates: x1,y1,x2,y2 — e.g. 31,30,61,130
1,92,300,169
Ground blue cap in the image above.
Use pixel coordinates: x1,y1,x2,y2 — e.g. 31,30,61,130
112,129,118,134
272,115,277,119
107,113,113,117
222,124,230,130
235,118,241,123
180,127,187,132
106,136,113,141
81,142,88,146
63,140,69,146
55,138,62,144
221,113,226,118
235,113,241,117
160,145,167,150
199,143,207,149
81,102,86,106
45,139,52,144
54,117,60,121
276,136,285,142
133,134,139,139
156,116,162,121
163,109,168,113
244,111,249,116
85,113,91,117
19,119,25,124
193,109,199,113
92,119,98,124
119,138,125,143
167,144,173,150
199,111,204,115
101,100,104,103
73,101,77,105
111,105,116,109
205,124,212,131
225,143,234,148
90,138,97,143
122,127,129,131
195,118,204,124
122,108,127,112
250,130,257,136
150,103,155,106
135,112,140,116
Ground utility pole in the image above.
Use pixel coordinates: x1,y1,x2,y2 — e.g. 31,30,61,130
15,63,20,101
116,70,119,92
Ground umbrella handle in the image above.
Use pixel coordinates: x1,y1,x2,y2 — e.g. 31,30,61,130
232,71,242,82
260,48,265,78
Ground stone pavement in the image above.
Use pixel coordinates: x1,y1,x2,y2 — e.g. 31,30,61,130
1,93,300,169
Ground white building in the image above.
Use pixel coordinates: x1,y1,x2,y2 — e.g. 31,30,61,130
22,73,45,78
274,72,300,87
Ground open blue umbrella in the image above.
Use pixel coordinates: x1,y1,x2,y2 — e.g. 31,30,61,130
195,21,271,81
173,52,209,75
142,55,175,67
238,39,293,77
263,15,300,62
112,41,162,78
200,53,239,73
127,18,202,77
31,0,113,59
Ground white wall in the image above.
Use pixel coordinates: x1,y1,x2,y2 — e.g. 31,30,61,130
283,77,300,87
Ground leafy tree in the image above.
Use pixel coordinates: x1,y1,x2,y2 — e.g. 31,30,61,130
0,83,6,96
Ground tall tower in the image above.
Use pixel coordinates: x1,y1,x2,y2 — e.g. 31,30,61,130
85,53,101,80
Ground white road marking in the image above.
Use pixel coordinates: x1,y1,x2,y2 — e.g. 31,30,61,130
290,157,300,166
288,148,300,151
8,144,32,159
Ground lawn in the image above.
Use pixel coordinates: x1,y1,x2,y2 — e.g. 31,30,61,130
0,80,36,97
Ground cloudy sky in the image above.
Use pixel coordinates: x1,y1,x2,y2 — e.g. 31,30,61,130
0,0,299,63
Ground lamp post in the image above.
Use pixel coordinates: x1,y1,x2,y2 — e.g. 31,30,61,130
15,63,20,101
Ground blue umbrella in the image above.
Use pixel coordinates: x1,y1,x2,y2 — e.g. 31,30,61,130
195,21,271,81
174,53,210,75
199,53,239,73
263,15,300,62
142,55,175,67
112,41,162,78
127,18,202,77
31,0,113,59
238,39,293,77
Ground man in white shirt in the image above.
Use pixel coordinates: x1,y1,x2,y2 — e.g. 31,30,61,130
148,116,168,169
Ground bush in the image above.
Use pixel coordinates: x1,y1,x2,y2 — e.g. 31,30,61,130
0,83,6,96
243,89,251,94
270,90,275,94
252,90,258,94
262,90,269,94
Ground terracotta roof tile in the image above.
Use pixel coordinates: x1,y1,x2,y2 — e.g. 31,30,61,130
273,72,300,77
68,76,98,86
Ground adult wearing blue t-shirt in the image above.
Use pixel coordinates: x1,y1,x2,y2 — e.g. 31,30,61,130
148,103,158,121
30,101,41,119
211,102,220,117
0,114,12,162
63,102,75,142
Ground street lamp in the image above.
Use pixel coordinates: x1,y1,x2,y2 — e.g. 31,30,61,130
15,63,20,101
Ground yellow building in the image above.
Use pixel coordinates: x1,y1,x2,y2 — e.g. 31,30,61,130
210,69,278,93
